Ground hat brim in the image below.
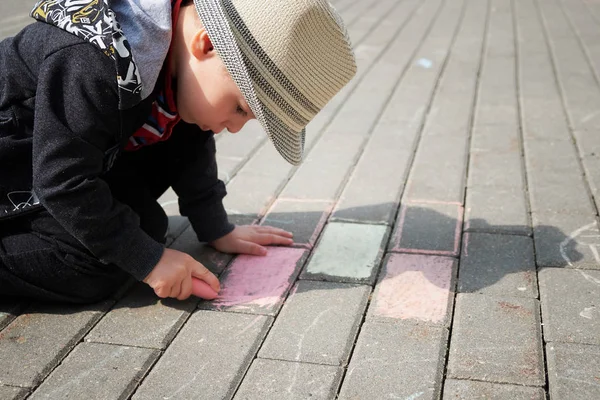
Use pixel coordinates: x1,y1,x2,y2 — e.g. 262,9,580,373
193,0,305,166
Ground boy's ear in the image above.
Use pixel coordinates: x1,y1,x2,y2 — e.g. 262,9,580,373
190,28,214,61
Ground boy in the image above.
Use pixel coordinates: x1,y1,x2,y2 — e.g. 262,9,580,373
0,0,357,303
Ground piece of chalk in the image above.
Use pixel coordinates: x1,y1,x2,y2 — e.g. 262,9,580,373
191,277,219,300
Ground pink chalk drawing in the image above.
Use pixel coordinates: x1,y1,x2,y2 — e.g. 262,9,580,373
372,253,455,323
212,247,306,312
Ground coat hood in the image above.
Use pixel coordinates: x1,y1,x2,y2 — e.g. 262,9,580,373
31,0,174,109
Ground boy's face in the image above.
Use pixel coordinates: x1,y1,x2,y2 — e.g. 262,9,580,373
175,27,255,133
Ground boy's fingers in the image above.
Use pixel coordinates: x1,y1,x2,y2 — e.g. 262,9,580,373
257,226,293,237
169,279,182,299
191,263,220,292
238,240,268,256
178,276,193,300
255,233,294,246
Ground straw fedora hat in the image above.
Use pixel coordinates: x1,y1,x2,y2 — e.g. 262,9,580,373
193,0,357,165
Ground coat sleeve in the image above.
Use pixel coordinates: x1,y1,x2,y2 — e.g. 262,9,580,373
32,43,164,281
170,122,235,242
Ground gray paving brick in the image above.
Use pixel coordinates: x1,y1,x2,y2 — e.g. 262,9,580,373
574,129,600,212
332,0,445,226
442,379,545,400
459,233,538,298
532,213,600,269
215,121,265,164
465,186,530,235
404,0,487,204
404,132,470,204
474,57,518,127
537,0,600,133
367,253,457,326
389,202,463,257
468,146,524,189
216,155,243,184
546,342,600,400
29,342,158,400
133,311,272,400
344,0,403,46
484,0,515,59
168,224,233,276
539,268,600,345
201,248,308,315
165,215,190,246
224,160,291,220
447,294,544,386
0,300,25,332
258,281,370,366
526,139,595,216
158,188,180,216
0,386,28,400
301,222,389,284
0,301,111,387
234,359,343,400
85,283,197,349
260,199,332,248
338,322,448,400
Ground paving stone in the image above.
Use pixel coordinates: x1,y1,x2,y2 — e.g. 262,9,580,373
168,224,233,276
165,215,190,247
465,186,531,235
389,202,463,257
532,213,600,269
234,359,343,400
332,0,446,226
459,233,537,298
474,59,518,126
0,300,25,332
404,0,487,204
404,133,470,204
0,301,112,387
537,0,600,134
215,120,265,162
158,188,180,216
301,222,389,284
468,151,524,189
368,253,456,326
86,283,197,349
29,342,158,400
216,155,243,184
447,294,544,386
259,281,370,365
0,386,28,400
546,342,600,400
539,268,600,345
260,199,332,248
331,139,411,225
200,247,307,315
133,311,272,400
442,379,545,400
574,130,600,212
338,322,448,399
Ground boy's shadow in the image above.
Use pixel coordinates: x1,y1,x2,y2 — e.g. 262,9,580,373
1,203,591,316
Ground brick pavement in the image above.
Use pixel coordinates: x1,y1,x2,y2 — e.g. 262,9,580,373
1,0,600,398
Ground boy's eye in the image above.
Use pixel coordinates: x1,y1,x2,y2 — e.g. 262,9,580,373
236,105,248,117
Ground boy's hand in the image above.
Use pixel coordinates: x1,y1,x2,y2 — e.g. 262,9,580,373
143,248,220,300
210,225,293,255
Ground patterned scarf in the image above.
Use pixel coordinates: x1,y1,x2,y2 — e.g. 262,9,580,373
125,0,183,151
